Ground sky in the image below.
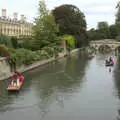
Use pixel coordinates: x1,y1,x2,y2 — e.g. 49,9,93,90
0,0,119,29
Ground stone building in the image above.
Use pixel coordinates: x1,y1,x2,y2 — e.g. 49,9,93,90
0,9,33,37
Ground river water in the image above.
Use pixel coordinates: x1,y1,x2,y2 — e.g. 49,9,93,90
0,51,120,120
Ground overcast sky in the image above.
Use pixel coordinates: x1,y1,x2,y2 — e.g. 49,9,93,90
0,0,119,29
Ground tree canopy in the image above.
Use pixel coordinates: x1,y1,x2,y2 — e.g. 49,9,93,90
52,4,88,47
116,1,120,40
33,0,60,50
87,21,118,40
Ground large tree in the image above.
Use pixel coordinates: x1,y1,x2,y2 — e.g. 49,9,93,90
33,0,60,50
116,1,120,38
109,24,118,39
52,4,88,47
87,28,100,40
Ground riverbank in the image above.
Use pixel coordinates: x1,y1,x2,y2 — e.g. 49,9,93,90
0,49,80,81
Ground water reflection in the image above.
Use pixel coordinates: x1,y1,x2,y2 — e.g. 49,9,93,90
24,51,89,119
0,51,119,120
114,56,120,98
113,56,120,120
0,51,89,116
0,74,32,113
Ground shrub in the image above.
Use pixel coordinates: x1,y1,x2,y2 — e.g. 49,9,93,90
116,35,120,41
63,35,76,50
0,35,13,48
42,47,54,57
11,37,18,48
0,44,10,57
10,48,52,66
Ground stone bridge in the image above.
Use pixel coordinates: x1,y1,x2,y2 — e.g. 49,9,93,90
89,39,120,51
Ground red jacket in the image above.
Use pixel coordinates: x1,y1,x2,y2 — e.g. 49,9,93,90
18,76,24,82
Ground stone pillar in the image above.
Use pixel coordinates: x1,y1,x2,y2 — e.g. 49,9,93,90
61,40,67,55
0,57,11,77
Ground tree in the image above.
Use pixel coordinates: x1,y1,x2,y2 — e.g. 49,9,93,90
33,0,60,51
109,24,118,39
52,4,88,47
116,1,120,24
116,1,120,38
0,35,13,48
11,36,18,48
97,22,110,39
63,35,76,50
87,28,97,40
97,22,109,29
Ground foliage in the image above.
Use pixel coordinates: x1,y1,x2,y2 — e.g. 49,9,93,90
87,28,98,40
20,39,35,50
97,21,110,39
116,2,120,36
0,35,13,48
0,44,10,57
116,35,120,41
116,1,120,25
52,4,88,47
41,47,54,57
33,0,60,50
109,24,118,39
87,23,118,40
11,36,18,48
18,35,33,41
63,35,76,50
9,48,50,66
97,22,109,29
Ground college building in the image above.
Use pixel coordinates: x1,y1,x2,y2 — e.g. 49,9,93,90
0,9,33,37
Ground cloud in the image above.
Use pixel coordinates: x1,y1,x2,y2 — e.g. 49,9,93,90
0,0,118,29
86,14,115,29
85,5,115,15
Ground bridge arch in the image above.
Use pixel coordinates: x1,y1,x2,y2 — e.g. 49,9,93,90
115,46,120,53
90,39,120,52
98,44,111,52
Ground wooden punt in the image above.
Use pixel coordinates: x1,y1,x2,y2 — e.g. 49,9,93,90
7,80,24,92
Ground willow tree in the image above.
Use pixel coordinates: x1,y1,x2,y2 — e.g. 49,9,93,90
52,4,88,47
33,0,60,50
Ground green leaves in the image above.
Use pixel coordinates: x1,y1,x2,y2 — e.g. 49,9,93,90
63,35,76,50
87,22,118,40
116,1,120,37
32,0,61,52
52,4,87,47
9,48,52,66
0,35,13,48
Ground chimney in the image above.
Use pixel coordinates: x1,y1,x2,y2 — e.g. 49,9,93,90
13,12,18,20
2,9,7,18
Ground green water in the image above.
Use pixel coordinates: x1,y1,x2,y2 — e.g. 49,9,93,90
0,51,120,120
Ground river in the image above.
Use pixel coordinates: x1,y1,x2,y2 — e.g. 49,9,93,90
0,51,120,120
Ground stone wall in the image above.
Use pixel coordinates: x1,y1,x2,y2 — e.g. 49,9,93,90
0,52,67,81
0,57,11,80
0,48,80,80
